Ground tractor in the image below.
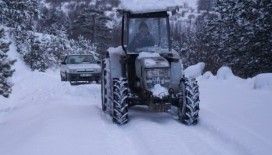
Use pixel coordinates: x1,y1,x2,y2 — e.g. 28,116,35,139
101,7,200,125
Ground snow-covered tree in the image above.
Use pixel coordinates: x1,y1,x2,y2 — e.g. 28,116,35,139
70,36,98,59
0,0,8,25
8,0,41,65
0,28,15,98
43,33,70,67
198,0,217,11
23,38,48,72
3,0,39,31
197,0,272,77
37,6,69,36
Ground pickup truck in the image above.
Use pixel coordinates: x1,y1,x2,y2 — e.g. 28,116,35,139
60,54,101,85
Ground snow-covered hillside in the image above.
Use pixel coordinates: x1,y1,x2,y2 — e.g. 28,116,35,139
1,48,272,155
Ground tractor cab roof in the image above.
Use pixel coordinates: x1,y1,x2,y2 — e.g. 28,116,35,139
120,0,182,14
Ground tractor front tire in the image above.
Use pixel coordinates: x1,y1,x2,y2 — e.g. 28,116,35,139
178,77,200,125
112,78,129,125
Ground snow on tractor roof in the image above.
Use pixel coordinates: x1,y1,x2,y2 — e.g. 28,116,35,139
120,0,184,13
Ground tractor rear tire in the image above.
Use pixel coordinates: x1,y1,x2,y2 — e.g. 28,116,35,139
112,78,129,125
178,77,200,125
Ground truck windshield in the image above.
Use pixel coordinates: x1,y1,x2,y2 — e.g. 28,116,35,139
127,17,169,53
67,55,95,64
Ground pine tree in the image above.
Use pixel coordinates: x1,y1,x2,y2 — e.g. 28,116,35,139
0,0,8,25
37,6,69,35
0,28,15,98
23,38,48,72
70,36,98,59
4,0,39,31
202,0,272,77
7,0,41,65
69,2,112,55
44,33,70,67
198,0,217,11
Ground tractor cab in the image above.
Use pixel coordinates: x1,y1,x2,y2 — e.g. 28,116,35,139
119,10,178,95
121,11,171,54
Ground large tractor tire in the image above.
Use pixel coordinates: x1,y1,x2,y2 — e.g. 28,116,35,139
112,78,129,125
178,77,200,125
101,58,110,112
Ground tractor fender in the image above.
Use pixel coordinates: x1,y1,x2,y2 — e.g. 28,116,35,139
107,46,126,79
170,50,184,92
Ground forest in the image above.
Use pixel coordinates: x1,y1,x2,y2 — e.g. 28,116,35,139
1,0,272,97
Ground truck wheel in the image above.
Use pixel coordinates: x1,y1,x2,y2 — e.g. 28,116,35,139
101,58,109,112
70,81,77,86
96,78,101,84
112,78,129,125
65,73,69,81
60,73,65,81
178,77,200,125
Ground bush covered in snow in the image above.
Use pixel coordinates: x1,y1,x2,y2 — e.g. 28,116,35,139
253,73,272,90
14,31,98,72
23,39,49,72
184,62,205,78
173,0,272,78
0,28,15,98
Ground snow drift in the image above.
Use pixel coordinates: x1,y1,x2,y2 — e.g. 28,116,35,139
1,49,272,155
217,66,235,80
202,71,214,79
253,73,272,90
184,62,205,78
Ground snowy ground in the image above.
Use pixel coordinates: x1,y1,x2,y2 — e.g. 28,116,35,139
1,53,272,155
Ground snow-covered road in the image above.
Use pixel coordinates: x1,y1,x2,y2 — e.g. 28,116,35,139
1,65,272,155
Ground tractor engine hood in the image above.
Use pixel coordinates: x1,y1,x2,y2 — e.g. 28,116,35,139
135,52,171,98
136,52,170,69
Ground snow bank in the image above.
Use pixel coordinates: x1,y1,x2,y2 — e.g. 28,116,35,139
253,73,272,90
217,66,235,80
184,62,205,78
151,84,169,98
202,71,214,79
120,0,184,13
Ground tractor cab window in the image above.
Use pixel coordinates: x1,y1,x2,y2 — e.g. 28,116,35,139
127,17,169,53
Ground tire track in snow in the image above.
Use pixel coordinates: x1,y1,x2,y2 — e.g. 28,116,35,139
96,105,149,155
123,110,193,155
198,108,255,155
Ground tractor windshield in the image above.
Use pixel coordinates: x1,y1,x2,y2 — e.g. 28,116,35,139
127,17,169,53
